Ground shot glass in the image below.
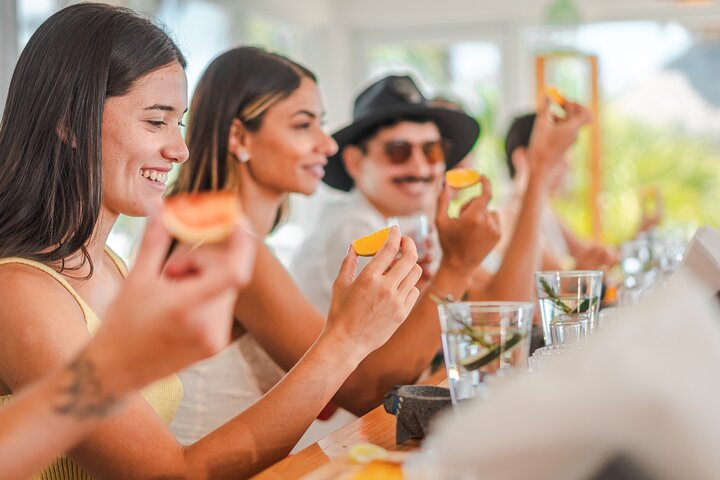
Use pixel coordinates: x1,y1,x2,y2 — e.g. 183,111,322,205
535,270,603,347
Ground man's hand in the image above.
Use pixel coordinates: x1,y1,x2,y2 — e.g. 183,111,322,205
436,175,501,275
528,98,592,182
575,244,619,272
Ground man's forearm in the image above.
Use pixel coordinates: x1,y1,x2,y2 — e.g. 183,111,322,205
484,170,549,301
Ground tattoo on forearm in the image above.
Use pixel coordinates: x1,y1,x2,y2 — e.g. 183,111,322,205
53,353,118,419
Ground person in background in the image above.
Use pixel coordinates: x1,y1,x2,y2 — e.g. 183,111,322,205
0,213,256,479
0,6,418,479
500,112,618,273
429,95,477,169
292,75,592,314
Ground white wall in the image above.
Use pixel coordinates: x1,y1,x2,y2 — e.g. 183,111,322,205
0,0,18,111
259,0,720,133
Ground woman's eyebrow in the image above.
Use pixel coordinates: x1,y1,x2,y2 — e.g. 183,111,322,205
292,110,318,118
143,104,188,114
292,110,328,121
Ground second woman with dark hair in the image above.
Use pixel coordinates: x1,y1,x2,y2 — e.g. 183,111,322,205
169,46,502,444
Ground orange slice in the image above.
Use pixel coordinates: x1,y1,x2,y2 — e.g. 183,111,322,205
163,191,241,244
352,227,393,257
348,443,389,464
546,86,568,107
445,168,481,189
352,462,403,480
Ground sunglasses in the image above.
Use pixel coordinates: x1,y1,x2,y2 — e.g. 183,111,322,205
382,139,453,165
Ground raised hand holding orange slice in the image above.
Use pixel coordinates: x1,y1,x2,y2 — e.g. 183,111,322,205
546,86,568,108
351,227,393,257
163,191,242,245
445,168,483,218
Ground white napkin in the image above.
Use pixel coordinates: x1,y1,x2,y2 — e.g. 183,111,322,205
406,269,720,480
672,226,720,292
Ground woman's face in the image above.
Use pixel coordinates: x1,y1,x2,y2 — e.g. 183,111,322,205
101,61,188,217
243,77,338,196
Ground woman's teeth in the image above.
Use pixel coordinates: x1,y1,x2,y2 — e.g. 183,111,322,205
140,169,168,184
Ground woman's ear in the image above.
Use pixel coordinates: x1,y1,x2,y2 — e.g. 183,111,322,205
342,145,364,182
512,146,529,172
227,118,251,162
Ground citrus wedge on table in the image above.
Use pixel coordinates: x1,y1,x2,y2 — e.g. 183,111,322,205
163,191,241,245
445,168,481,190
352,227,393,256
546,86,568,107
349,443,389,464
352,462,403,480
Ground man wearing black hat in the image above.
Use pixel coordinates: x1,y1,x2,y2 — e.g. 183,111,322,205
292,75,590,348
291,75,498,311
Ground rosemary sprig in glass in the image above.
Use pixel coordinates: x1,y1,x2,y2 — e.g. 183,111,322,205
538,277,597,314
431,294,523,371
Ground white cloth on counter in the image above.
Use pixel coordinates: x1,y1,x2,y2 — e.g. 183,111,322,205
405,256,720,479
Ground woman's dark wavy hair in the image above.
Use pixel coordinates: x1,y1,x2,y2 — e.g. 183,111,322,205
0,3,186,275
171,46,316,195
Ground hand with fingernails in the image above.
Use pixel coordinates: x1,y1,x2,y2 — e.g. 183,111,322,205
436,175,502,276
88,212,257,397
528,98,592,183
327,226,422,359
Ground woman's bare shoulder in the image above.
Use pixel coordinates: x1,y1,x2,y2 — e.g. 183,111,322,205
0,261,84,315
0,262,89,390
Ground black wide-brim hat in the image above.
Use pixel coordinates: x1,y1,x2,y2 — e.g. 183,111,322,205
324,75,481,192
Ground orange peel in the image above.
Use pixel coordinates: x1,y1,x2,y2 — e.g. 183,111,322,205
351,227,393,257
163,191,241,244
445,168,481,189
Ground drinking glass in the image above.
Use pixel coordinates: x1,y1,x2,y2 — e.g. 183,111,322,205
619,234,686,306
535,270,603,347
387,213,436,272
620,238,663,290
437,302,534,404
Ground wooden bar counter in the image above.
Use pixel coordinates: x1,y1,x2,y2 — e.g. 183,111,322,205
252,371,445,480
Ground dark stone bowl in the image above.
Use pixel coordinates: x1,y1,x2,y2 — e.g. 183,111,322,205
383,385,452,444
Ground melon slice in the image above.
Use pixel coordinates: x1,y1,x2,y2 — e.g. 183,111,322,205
445,168,481,189
163,191,241,244
352,227,393,257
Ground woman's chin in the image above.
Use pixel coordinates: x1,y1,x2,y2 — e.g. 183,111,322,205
289,180,320,197
126,201,162,218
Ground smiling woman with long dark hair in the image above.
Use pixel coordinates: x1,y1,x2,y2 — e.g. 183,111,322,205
0,3,186,272
0,4,420,479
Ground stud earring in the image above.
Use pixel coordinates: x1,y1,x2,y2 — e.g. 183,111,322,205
238,152,250,163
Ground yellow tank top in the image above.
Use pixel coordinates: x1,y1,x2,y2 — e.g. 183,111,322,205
0,248,183,480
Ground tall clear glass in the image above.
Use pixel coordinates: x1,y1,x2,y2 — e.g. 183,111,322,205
535,270,603,347
437,302,534,405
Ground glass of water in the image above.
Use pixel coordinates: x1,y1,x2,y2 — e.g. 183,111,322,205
387,213,437,277
535,270,603,347
437,302,534,405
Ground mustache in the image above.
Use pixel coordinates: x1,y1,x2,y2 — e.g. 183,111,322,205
392,175,435,184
